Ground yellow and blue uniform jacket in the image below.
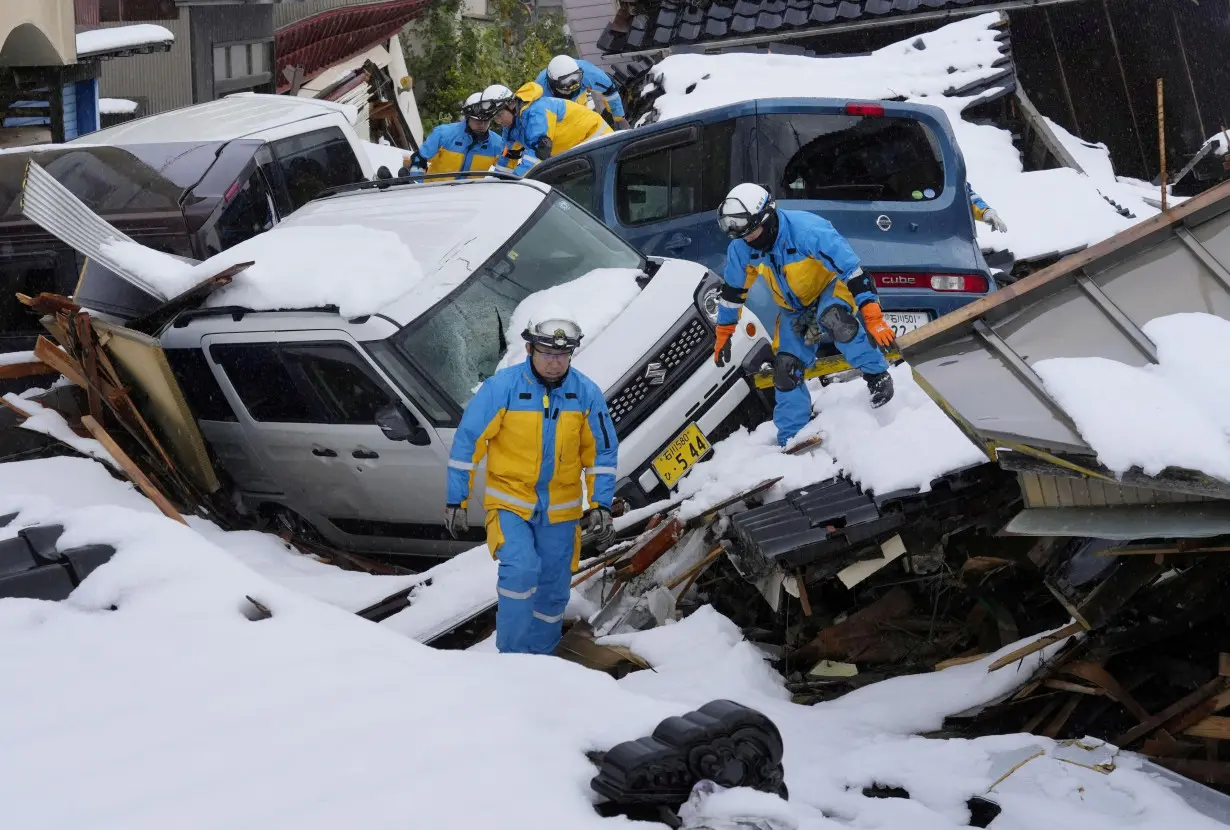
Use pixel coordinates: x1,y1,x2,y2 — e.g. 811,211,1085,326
413,121,504,178
446,363,618,525
503,90,611,165
535,60,626,119
967,182,994,222
717,209,877,332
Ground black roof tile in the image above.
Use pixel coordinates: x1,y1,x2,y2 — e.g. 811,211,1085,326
599,0,1017,54
836,0,861,18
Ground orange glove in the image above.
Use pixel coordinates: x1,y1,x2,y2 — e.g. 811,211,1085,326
860,302,896,348
714,323,735,367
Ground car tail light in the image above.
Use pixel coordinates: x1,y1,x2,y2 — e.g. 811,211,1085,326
224,179,243,203
873,273,989,293
846,103,885,117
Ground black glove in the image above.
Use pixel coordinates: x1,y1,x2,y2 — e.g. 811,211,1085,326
583,506,616,551
444,503,468,539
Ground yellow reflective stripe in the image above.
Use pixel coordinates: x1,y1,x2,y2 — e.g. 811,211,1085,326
487,487,536,509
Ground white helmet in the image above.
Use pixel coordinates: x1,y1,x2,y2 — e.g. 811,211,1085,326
718,183,776,240
546,54,583,97
522,305,583,352
479,83,515,115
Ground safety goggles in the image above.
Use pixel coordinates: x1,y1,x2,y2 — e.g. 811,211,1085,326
525,318,583,351
462,103,493,120
552,70,583,97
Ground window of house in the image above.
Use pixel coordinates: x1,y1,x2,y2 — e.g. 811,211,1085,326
271,128,366,212
213,41,274,88
281,344,398,425
209,344,316,423
615,120,734,225
758,113,945,202
100,0,178,21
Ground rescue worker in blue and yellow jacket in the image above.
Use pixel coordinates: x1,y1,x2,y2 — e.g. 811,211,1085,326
967,183,1008,232
407,92,504,180
715,183,896,446
537,55,630,130
444,312,619,655
483,82,612,177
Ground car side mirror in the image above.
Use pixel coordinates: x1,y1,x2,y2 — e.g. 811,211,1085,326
375,402,430,446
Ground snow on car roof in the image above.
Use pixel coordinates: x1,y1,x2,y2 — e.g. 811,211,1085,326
102,178,549,320
67,93,358,146
644,12,1158,263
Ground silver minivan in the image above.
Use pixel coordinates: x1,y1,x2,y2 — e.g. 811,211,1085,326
144,177,773,556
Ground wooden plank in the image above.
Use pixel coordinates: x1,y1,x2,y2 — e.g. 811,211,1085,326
1184,717,1230,741
1074,558,1167,630
897,177,1230,351
987,621,1083,672
1021,697,1062,735
0,360,56,380
1220,653,1230,678
33,335,87,388
1042,695,1082,738
1042,679,1106,696
81,415,185,525
1114,677,1225,747
936,652,989,671
75,313,102,422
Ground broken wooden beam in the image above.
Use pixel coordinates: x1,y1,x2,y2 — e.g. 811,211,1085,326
81,415,185,525
987,621,1083,672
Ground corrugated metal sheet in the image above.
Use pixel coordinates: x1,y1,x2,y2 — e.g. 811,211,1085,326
1019,472,1212,509
563,0,616,65
96,10,192,115
274,0,396,30
900,179,1230,472
19,159,164,300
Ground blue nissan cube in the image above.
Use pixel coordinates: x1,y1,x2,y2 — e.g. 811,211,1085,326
528,97,995,342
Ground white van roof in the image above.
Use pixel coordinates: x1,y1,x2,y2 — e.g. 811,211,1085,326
182,178,553,324
67,94,358,146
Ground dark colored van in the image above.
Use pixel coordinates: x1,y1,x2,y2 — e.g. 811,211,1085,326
528,98,996,342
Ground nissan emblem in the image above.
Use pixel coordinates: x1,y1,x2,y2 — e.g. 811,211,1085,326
876,215,892,232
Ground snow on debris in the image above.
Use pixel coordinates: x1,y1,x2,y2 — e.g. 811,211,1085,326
101,224,424,318
75,24,174,57
6,463,1223,830
0,350,35,366
1,394,118,470
617,362,986,530
98,98,139,115
1034,312,1230,482
647,13,1154,262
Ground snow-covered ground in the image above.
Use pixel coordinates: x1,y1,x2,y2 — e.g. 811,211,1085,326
647,13,1157,263
4,457,1226,830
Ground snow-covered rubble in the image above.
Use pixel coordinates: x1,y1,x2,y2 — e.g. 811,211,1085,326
647,13,1156,262
1,457,1224,829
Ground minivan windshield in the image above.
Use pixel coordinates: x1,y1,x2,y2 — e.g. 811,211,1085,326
391,192,645,409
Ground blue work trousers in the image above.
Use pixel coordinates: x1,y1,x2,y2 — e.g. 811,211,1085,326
749,280,889,445
487,509,579,655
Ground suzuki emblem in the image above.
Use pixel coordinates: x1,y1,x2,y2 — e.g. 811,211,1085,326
876,215,892,232
645,362,666,385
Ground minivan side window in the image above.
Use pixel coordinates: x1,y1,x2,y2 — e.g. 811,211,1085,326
204,168,276,256
210,343,316,423
270,128,365,213
534,159,596,213
759,113,945,202
615,120,735,226
281,343,398,425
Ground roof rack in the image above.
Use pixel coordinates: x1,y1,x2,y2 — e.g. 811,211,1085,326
314,169,523,201
171,304,340,328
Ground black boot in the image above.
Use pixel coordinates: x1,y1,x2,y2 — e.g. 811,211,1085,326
865,370,894,408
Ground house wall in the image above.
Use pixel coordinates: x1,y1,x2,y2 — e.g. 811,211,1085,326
189,4,275,102
95,7,192,114
561,0,614,65
0,0,77,66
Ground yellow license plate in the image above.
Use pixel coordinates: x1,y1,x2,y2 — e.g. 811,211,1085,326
651,422,712,489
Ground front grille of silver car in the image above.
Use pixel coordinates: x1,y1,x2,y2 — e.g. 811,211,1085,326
607,313,713,439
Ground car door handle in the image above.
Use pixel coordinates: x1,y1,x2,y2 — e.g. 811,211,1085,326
352,449,379,460
312,447,337,457
664,233,692,250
